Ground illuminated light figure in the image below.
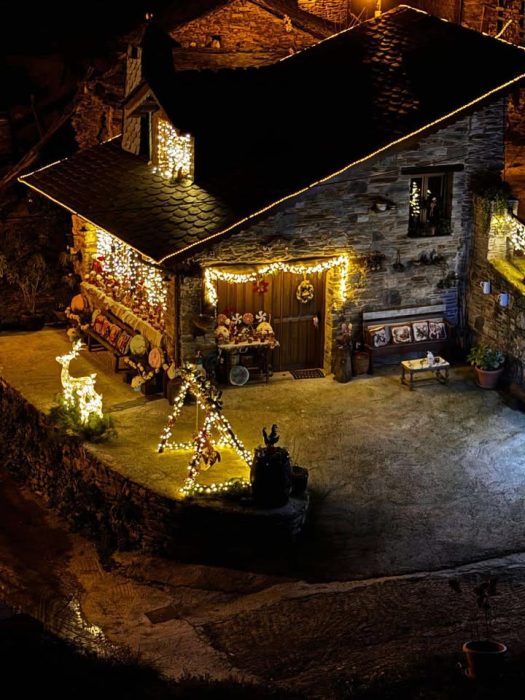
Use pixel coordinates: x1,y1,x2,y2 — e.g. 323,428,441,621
56,340,103,425
158,364,251,495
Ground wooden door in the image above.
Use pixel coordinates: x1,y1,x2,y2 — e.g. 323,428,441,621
216,270,325,371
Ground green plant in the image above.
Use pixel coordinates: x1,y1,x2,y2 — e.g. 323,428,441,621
467,344,504,371
471,170,513,216
49,395,117,442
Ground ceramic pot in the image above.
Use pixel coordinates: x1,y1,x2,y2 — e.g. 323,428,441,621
462,640,507,680
475,367,503,389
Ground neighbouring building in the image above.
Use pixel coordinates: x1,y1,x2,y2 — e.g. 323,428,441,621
19,7,525,375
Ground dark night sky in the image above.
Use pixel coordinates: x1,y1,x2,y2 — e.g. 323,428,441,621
0,1,172,56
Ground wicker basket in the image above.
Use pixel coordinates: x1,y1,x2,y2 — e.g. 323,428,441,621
352,351,370,375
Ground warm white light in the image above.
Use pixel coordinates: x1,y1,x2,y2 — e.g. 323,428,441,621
154,119,193,182
158,365,251,495
56,340,103,425
204,255,354,307
95,229,167,329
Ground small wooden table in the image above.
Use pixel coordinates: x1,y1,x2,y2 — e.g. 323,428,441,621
219,340,278,384
401,356,450,390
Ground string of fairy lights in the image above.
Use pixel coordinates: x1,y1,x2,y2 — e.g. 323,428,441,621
56,340,103,425
204,255,352,307
508,213,525,252
95,229,168,314
153,118,194,182
158,365,251,495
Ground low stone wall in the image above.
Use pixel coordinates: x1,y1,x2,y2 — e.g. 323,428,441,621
0,377,307,556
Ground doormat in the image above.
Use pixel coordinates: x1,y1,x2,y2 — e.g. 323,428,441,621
145,604,178,624
290,368,325,379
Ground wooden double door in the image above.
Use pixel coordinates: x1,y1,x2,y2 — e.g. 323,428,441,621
217,270,326,371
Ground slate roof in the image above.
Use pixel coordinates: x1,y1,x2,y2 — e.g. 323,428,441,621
145,6,525,216
20,140,236,262
20,7,525,264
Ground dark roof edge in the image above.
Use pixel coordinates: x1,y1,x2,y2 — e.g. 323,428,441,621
158,74,525,264
18,149,164,267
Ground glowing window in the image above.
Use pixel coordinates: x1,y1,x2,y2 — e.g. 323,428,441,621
154,118,194,182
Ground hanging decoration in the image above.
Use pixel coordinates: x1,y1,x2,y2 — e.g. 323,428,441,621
253,277,269,295
204,255,352,307
92,228,167,331
157,364,251,495
296,275,315,304
56,340,103,425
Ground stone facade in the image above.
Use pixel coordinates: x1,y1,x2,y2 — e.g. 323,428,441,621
0,377,306,553
177,100,506,370
170,0,321,66
297,0,355,24
466,199,525,382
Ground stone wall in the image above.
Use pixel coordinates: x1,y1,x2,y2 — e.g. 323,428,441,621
179,101,506,368
297,0,356,24
170,0,320,63
466,200,525,382
0,378,306,554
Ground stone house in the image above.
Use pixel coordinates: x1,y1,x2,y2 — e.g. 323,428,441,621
19,7,525,373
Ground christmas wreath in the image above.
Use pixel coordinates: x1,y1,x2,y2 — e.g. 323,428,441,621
296,278,315,304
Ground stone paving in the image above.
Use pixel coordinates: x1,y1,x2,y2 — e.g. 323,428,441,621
4,328,525,696
2,328,525,581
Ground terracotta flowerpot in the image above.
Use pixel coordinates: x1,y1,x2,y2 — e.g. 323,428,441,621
462,640,507,680
475,367,503,389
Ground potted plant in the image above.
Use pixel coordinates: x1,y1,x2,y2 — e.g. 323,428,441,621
466,344,505,389
449,577,507,681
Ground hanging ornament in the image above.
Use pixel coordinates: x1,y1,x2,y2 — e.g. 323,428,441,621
296,274,315,304
253,277,269,295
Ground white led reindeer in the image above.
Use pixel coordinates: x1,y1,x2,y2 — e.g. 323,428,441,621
56,339,103,424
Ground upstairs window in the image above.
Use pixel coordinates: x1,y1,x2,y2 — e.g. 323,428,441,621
408,171,452,238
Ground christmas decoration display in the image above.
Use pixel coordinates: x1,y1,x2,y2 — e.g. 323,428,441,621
153,118,194,182
158,364,251,495
91,229,167,332
56,339,103,425
253,278,269,295
251,424,293,508
204,255,352,307
296,276,315,303
213,310,276,346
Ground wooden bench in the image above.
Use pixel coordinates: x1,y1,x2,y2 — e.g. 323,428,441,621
363,304,455,373
84,309,134,373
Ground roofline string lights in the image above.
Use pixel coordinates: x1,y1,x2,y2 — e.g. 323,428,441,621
204,255,351,307
158,73,525,265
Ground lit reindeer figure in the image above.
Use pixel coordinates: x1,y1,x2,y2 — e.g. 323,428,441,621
56,339,103,424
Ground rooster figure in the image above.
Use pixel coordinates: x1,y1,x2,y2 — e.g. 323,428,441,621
262,424,279,448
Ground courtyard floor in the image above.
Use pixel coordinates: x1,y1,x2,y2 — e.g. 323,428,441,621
2,328,525,583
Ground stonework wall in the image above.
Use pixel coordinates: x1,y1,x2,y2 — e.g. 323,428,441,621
466,201,525,382
298,0,355,24
0,378,305,554
170,0,319,61
179,100,506,368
